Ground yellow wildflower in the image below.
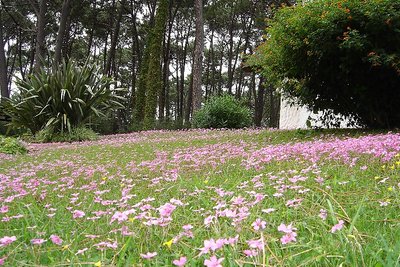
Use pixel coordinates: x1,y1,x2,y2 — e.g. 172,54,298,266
94,261,102,267
163,239,173,249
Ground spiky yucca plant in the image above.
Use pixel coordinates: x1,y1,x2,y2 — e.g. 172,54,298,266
3,61,125,134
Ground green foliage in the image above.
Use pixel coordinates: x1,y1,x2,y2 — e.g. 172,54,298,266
0,135,27,154
192,94,252,129
250,0,400,128
34,126,98,143
3,60,125,134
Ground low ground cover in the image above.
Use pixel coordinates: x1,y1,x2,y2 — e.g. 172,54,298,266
0,129,399,266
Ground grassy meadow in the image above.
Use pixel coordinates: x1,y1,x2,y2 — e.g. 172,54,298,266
1,128,400,266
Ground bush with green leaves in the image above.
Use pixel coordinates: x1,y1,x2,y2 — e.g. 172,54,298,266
249,0,400,128
192,95,252,129
3,60,125,134
0,135,27,154
34,126,98,143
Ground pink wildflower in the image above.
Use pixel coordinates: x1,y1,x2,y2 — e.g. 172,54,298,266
247,239,263,250
0,206,8,213
277,223,297,234
121,226,134,236
140,252,157,259
50,234,63,245
75,248,88,255
261,208,276,214
379,201,389,207
31,238,47,245
94,241,118,250
331,220,345,233
199,239,223,255
0,236,16,247
182,224,193,231
72,210,85,219
280,232,297,244
0,256,6,266
224,235,239,245
278,223,298,245
159,203,176,217
319,209,327,220
204,215,215,227
243,249,258,257
110,211,128,224
204,256,224,267
173,256,187,266
252,218,267,231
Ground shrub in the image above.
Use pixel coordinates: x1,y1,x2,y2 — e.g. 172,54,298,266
34,126,98,143
3,60,125,134
0,136,27,154
192,95,252,129
249,0,400,128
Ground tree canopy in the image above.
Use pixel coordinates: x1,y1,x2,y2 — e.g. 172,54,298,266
249,0,400,128
0,0,293,134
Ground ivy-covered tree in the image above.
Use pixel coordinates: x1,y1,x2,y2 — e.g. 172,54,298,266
143,0,168,130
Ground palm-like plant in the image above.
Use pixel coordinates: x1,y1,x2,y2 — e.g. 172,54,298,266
3,60,125,134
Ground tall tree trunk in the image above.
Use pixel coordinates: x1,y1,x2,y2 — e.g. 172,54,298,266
0,10,9,99
236,69,243,99
18,29,26,80
204,49,211,100
185,72,193,125
130,12,138,115
33,0,47,73
209,29,215,94
105,0,125,76
130,48,136,110
159,4,175,121
62,17,73,60
192,0,204,113
175,54,180,121
28,34,35,75
103,33,108,70
254,76,265,127
54,0,71,65
218,50,223,95
227,23,234,94
133,45,150,127
249,72,256,107
86,1,98,58
178,22,191,124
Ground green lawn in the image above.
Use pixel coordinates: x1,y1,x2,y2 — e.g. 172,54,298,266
0,129,399,266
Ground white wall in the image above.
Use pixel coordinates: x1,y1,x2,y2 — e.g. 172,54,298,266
279,98,314,129
279,97,357,129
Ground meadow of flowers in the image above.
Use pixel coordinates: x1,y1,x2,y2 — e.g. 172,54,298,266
0,129,400,266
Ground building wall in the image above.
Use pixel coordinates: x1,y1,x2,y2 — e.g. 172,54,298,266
279,98,314,129
279,98,356,129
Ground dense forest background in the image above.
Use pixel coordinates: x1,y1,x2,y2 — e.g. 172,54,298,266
0,0,294,133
